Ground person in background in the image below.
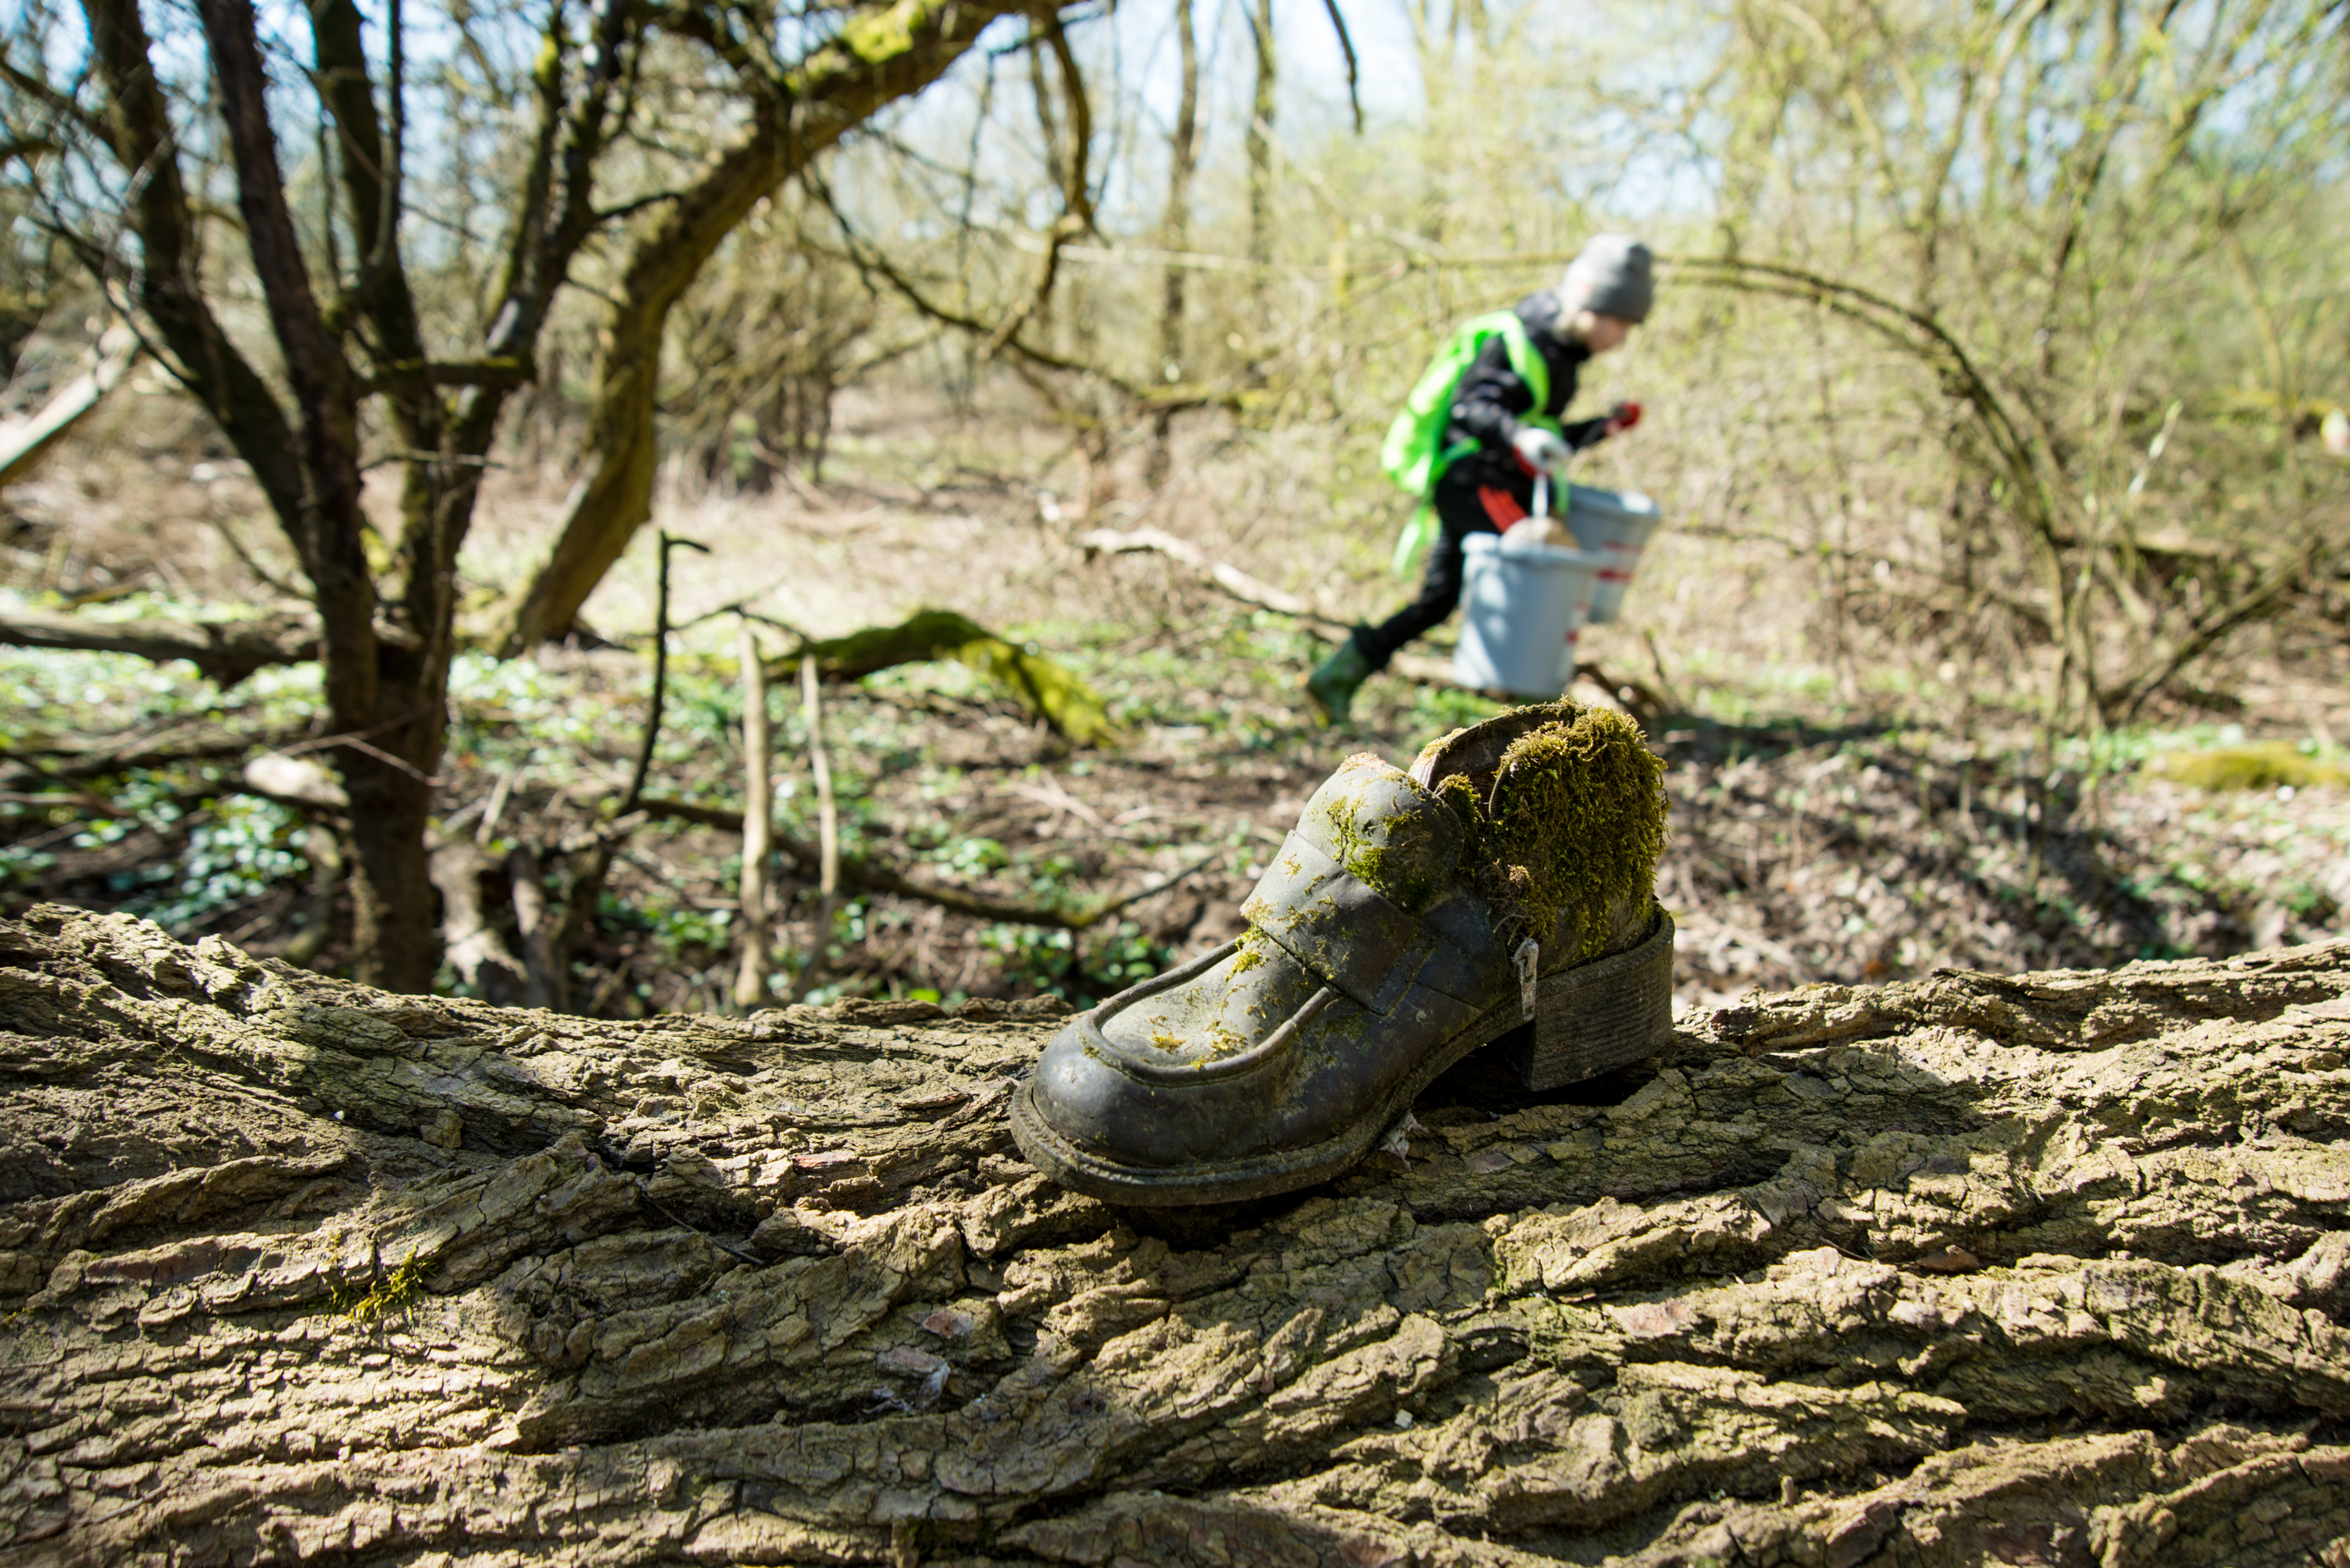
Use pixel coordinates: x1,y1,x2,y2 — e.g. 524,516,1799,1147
1306,234,1654,723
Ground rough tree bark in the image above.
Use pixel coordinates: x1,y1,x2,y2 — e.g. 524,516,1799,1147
496,0,1030,656
4,903,2348,1565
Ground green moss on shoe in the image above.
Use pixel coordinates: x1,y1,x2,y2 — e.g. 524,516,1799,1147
1433,772,1484,840
1324,770,1458,911
1433,704,1667,957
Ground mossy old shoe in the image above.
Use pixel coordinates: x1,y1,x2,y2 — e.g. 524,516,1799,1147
1010,702,1677,1206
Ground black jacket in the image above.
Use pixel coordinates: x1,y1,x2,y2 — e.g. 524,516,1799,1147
1441,289,1610,504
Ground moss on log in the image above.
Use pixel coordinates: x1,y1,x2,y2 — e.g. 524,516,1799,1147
2,902,2348,1565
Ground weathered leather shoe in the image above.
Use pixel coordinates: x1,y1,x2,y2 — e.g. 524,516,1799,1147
1011,702,1674,1206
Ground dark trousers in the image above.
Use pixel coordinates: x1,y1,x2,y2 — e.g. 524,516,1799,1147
1356,472,1527,671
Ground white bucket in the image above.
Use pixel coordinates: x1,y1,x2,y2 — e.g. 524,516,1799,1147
1453,533,1606,697
1565,485,1664,624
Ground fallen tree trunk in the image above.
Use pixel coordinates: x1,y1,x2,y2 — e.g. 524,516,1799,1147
2,903,2348,1565
0,607,319,686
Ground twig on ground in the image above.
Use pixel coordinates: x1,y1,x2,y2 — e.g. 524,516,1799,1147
632,1181,763,1266
622,533,709,817
736,621,774,1009
1078,526,1352,639
474,767,518,846
799,653,840,997
1074,526,1461,688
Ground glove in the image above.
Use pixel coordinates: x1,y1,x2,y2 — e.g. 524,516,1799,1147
1511,426,1571,474
1603,400,1643,436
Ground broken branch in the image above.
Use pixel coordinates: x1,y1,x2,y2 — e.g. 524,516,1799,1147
1077,526,1352,639
0,607,318,685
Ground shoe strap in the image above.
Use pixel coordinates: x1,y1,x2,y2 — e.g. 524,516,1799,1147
1242,832,1448,1014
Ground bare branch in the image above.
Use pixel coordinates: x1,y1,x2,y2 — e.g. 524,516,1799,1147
0,607,318,686
1319,0,1363,133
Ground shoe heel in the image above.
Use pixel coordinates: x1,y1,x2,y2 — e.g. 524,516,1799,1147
1505,909,1675,1091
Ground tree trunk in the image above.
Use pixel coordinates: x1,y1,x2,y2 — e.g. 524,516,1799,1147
497,1,1025,655
76,0,639,992
7,903,2350,1564
1146,0,1199,491
1244,0,1276,319
188,0,455,991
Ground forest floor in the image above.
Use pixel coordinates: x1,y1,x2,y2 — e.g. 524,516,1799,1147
7,394,2350,1017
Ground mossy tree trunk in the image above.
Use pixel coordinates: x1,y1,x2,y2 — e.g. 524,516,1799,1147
6,903,2350,1564
496,0,1027,656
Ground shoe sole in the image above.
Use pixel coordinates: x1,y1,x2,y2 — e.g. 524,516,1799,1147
1010,910,1675,1207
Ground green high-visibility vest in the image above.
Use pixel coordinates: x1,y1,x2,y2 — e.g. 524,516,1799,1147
1379,311,1562,573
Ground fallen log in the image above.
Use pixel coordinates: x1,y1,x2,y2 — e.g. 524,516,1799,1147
2,903,2348,1565
0,723,303,782
0,607,319,686
807,609,1122,749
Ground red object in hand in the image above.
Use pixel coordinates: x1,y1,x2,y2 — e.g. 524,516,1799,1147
1606,400,1644,435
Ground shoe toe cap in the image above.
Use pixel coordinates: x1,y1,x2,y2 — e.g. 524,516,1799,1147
1026,1018,1284,1171
1027,1022,1190,1168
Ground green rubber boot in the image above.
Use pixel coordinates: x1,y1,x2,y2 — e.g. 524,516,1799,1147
1304,634,1374,725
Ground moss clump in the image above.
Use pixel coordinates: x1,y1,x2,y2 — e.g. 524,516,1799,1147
1433,772,1484,842
1324,762,1461,912
333,1253,429,1327
1451,705,1667,956
802,609,1120,747
2144,743,2348,792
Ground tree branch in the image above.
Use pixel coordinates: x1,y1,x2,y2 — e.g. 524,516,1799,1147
195,0,380,728
0,607,319,686
0,328,139,487
1078,526,1350,638
77,0,313,566
1319,0,1363,133
2106,537,2326,724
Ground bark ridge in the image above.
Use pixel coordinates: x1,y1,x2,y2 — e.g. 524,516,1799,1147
3,904,2348,1565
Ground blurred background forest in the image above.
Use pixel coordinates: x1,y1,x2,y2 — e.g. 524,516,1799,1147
2,0,2348,1017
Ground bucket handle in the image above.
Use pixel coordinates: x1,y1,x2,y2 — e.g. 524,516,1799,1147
1532,473,1551,520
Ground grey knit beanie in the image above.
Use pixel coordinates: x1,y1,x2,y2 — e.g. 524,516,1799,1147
1560,234,1655,322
